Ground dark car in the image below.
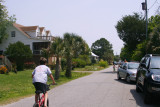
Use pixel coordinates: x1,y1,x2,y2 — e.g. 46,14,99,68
136,54,160,104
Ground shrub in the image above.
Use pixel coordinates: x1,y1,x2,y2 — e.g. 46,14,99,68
0,66,8,74
24,62,36,69
4,41,32,71
99,60,108,68
72,58,86,68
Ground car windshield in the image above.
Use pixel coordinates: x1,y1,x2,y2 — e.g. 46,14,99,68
150,56,160,69
128,63,139,69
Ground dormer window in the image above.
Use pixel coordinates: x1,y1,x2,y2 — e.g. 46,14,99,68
11,31,16,37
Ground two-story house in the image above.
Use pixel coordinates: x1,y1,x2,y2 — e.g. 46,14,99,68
0,23,55,65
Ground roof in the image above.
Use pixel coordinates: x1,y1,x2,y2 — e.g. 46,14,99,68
20,26,38,31
40,27,45,33
46,30,50,36
91,52,99,57
13,23,31,38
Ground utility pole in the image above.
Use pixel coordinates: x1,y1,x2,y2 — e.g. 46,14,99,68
142,0,148,39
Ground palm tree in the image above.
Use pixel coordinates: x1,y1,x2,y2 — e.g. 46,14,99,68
50,37,64,80
63,33,75,77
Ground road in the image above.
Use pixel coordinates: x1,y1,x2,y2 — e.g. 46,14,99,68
1,66,160,107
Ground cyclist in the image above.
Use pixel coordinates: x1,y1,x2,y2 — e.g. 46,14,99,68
32,57,56,107
113,61,116,72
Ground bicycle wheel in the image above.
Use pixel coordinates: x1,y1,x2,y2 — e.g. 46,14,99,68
33,103,39,107
47,98,49,107
41,98,49,107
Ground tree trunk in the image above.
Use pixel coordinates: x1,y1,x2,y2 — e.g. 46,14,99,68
65,56,72,77
55,56,60,80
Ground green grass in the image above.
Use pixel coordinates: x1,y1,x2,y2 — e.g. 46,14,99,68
74,64,108,71
0,70,91,105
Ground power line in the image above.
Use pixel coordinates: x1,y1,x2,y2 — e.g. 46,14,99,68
148,0,157,10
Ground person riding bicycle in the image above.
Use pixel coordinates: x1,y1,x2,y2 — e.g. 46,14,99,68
32,57,56,107
113,61,116,72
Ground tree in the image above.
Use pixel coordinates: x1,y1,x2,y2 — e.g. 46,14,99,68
132,41,147,61
120,46,132,61
115,13,146,52
41,48,50,63
148,15,160,34
72,35,90,58
147,24,160,54
0,0,16,43
63,33,75,77
114,55,120,62
50,37,64,80
4,41,32,71
91,38,114,62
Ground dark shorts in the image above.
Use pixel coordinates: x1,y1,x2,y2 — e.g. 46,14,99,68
33,82,49,94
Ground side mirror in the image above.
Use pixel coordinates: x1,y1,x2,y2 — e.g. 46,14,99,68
141,63,146,68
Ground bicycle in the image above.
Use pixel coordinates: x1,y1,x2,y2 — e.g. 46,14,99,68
33,83,56,107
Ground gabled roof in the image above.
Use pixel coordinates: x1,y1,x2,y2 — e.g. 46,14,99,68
40,27,45,33
13,23,31,38
46,30,50,36
20,26,38,31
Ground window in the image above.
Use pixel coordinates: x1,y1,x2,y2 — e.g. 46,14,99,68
11,31,16,37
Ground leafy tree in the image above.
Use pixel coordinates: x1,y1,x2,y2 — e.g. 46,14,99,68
0,0,16,43
115,13,146,52
50,37,64,80
5,41,32,71
132,41,147,61
147,24,160,54
91,38,114,62
114,55,120,62
72,35,90,58
148,15,160,34
120,46,132,61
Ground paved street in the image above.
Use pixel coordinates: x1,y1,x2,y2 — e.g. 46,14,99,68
1,66,160,107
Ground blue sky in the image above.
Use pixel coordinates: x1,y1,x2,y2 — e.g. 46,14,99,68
4,0,159,55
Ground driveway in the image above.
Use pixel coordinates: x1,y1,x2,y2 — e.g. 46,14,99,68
1,66,160,107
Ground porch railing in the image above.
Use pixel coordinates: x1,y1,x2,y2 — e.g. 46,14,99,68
37,36,53,41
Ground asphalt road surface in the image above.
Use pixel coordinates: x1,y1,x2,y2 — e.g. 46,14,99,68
1,66,160,107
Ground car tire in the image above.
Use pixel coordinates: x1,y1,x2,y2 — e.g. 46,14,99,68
126,74,131,83
136,81,141,93
117,72,121,80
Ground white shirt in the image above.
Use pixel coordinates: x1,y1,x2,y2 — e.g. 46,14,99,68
32,65,52,84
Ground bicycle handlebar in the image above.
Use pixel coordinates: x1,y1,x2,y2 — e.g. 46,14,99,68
48,83,57,87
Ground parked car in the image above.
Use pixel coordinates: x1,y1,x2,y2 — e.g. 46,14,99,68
117,62,139,83
136,54,160,104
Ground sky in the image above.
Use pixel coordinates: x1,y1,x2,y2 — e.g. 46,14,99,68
4,0,160,55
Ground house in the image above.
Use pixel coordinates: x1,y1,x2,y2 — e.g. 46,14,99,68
91,52,99,62
0,23,55,65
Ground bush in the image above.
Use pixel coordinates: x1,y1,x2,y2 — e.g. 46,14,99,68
24,62,36,69
72,58,86,68
4,41,32,71
99,60,108,68
0,66,8,74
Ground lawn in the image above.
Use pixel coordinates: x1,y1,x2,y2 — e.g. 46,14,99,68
0,70,91,105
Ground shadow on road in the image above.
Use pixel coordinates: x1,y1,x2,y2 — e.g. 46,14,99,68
130,89,160,107
114,79,135,85
101,71,117,74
